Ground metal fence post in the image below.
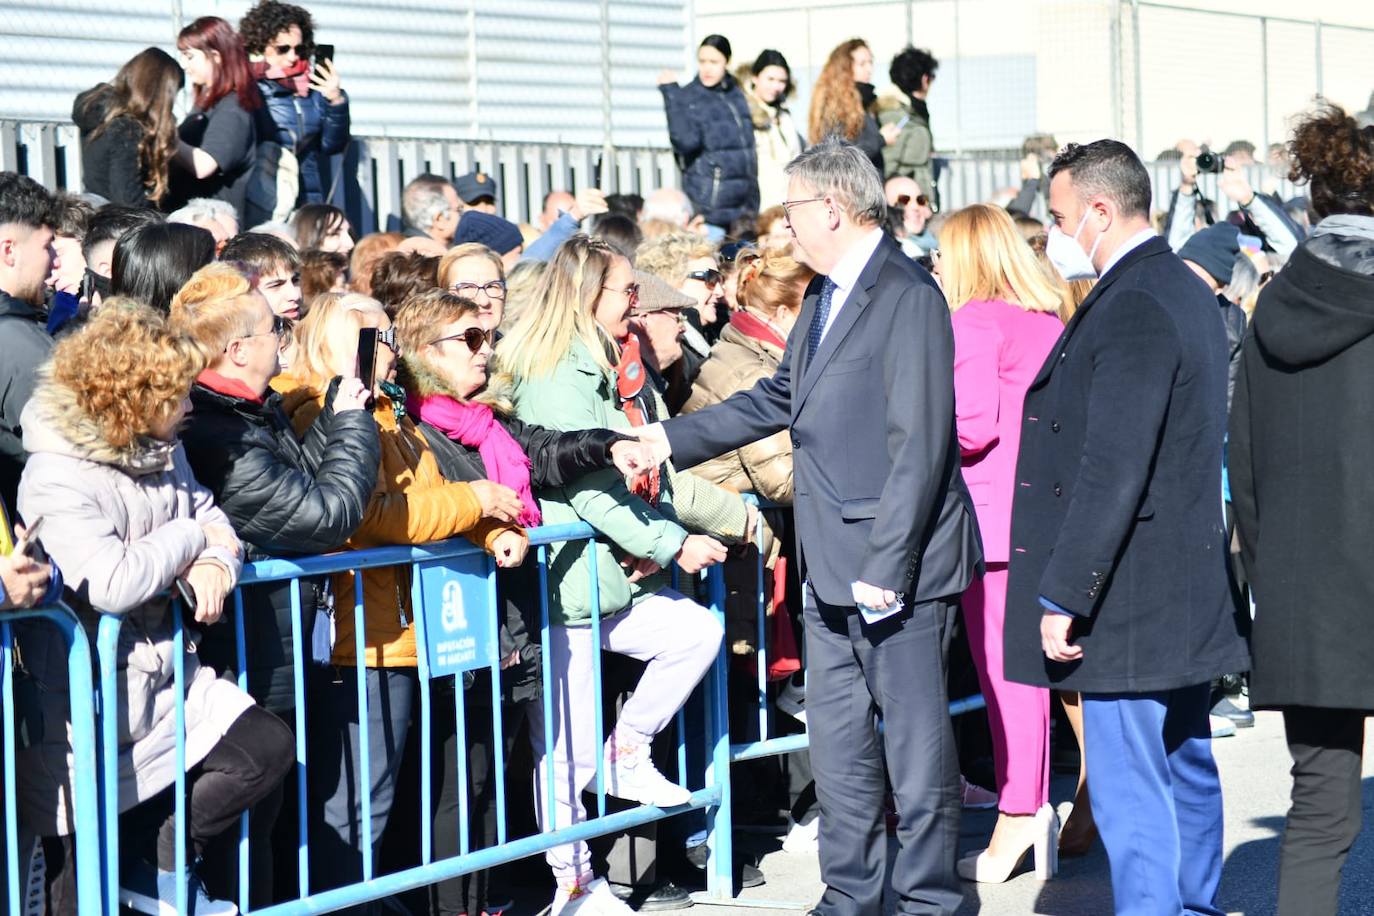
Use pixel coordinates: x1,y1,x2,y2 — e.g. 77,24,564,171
1131,0,1144,153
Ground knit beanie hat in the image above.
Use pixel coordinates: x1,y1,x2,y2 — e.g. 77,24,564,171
455,210,523,256
1178,222,1240,286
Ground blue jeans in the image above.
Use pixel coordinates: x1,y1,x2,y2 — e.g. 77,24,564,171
1083,683,1226,916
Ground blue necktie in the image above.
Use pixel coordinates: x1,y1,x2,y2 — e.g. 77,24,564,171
806,277,837,362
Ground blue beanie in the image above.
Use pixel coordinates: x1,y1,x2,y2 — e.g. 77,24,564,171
1178,222,1240,286
454,210,523,256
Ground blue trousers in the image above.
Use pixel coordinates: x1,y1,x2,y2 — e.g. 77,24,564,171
1082,683,1226,916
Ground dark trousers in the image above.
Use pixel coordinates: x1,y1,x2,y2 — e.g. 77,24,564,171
1277,706,1366,916
1082,683,1225,916
804,588,961,916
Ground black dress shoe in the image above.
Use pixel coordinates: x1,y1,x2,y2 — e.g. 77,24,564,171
610,880,694,911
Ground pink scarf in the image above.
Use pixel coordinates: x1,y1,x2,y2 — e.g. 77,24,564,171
408,393,542,527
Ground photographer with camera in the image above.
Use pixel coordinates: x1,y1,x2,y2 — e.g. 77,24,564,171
1166,142,1303,261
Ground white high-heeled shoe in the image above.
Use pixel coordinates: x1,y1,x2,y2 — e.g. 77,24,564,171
956,803,1059,883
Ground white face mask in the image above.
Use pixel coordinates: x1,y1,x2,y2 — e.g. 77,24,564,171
1046,211,1103,282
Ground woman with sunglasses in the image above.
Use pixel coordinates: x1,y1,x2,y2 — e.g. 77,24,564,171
170,17,263,222
172,263,380,904
238,0,351,223
439,243,510,331
496,235,751,916
268,290,528,907
392,287,652,916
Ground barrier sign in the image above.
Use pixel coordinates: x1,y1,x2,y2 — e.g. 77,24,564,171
416,554,494,677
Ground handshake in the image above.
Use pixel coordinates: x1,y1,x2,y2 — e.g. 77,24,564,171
608,422,674,480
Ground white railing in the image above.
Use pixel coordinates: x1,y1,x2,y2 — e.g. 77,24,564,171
1,119,1301,235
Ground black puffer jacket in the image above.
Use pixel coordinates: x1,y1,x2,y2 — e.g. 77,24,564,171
661,74,759,228
181,377,380,712
420,413,628,705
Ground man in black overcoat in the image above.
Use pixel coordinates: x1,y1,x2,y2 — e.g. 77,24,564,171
1003,140,1250,916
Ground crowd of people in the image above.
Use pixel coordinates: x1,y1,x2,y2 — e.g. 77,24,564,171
1,5,1373,916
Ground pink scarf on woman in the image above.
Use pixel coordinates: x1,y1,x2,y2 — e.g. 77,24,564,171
408,393,542,527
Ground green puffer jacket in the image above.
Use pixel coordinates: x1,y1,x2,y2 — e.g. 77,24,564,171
510,338,748,626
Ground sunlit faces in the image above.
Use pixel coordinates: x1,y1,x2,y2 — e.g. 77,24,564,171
593,256,637,340
680,255,723,325
697,45,728,88
256,265,303,320
177,46,219,89
753,65,789,104
445,254,506,330
423,315,493,399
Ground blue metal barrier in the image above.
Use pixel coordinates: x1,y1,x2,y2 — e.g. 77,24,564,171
91,523,732,916
0,607,103,916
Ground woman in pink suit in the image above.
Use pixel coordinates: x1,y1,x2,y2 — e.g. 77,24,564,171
937,204,1067,883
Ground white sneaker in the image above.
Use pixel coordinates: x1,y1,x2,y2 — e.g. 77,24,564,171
1210,715,1237,739
552,877,635,916
120,864,239,916
604,739,692,807
782,812,820,854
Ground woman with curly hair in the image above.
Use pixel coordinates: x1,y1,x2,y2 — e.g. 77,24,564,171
806,38,890,172
1229,104,1374,916
16,300,293,915
72,48,184,207
170,16,263,221
238,0,350,221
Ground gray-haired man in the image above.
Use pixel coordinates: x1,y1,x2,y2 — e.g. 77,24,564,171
640,138,981,915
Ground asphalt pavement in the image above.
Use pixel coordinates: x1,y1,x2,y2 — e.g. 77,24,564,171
692,709,1374,915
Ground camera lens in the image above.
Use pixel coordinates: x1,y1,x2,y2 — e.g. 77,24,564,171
1196,149,1224,174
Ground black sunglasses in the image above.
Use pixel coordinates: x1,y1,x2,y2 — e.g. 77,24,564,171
273,43,310,56
430,326,495,353
686,268,723,288
895,194,930,208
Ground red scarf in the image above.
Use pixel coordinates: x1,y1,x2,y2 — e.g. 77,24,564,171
196,369,265,404
407,393,542,527
250,58,311,98
729,310,788,350
613,334,661,505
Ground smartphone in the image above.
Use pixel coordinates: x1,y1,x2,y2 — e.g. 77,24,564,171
314,44,334,77
174,577,197,609
12,517,45,558
356,327,379,400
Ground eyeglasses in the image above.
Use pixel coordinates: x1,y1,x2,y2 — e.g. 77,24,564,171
686,268,723,289
430,326,495,353
895,194,930,208
376,326,399,354
634,307,686,323
273,43,310,56
601,283,640,305
781,197,824,220
449,280,507,300
230,315,290,351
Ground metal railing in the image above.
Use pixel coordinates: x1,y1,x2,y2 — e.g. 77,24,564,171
0,608,103,916
1,117,1305,242
9,508,987,915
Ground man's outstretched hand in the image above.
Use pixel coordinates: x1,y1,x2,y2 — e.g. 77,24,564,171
635,423,673,465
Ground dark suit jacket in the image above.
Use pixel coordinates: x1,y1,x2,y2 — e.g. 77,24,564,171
664,233,982,606
1004,235,1250,693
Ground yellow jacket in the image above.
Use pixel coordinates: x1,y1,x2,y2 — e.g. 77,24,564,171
273,375,521,667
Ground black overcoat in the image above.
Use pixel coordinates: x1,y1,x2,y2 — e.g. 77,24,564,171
1004,236,1251,693
1229,235,1374,710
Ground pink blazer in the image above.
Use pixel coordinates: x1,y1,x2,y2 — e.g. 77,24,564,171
951,298,1064,563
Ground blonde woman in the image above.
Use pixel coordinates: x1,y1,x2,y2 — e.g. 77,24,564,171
936,204,1066,883
270,290,528,900
496,235,749,915
439,242,508,329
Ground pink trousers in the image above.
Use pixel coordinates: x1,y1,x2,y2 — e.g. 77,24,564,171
961,563,1050,814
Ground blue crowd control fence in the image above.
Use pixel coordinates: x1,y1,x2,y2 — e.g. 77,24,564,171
24,507,985,916
90,521,734,916
0,606,103,916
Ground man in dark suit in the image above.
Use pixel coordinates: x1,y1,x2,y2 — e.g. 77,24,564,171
639,137,982,915
1004,140,1250,915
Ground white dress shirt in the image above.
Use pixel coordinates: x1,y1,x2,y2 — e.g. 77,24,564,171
818,227,886,346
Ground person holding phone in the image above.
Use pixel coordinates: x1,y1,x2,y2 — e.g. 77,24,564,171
15,301,293,915
269,290,527,909
0,509,61,610
238,1,351,223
